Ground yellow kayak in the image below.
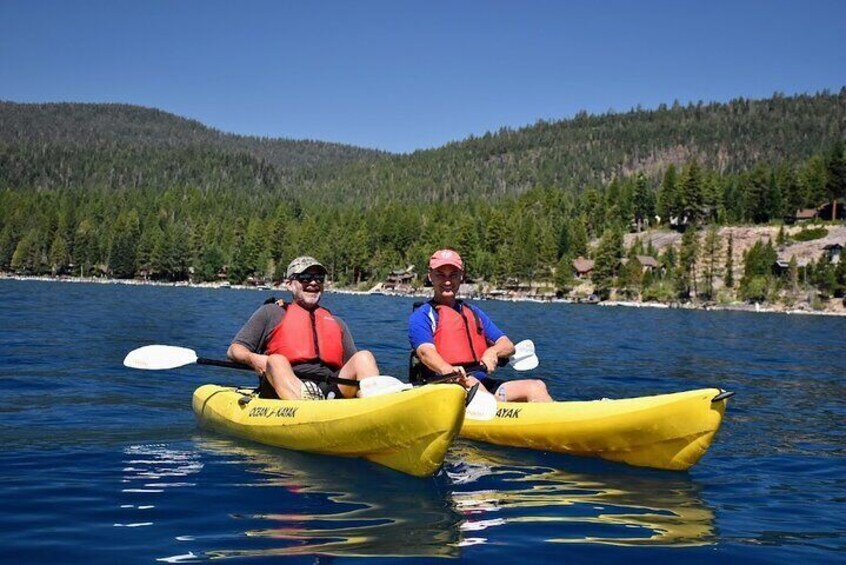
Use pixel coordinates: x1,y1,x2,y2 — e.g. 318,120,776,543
460,388,732,471
193,383,467,477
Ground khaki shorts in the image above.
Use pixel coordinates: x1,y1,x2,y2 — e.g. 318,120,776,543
258,362,344,400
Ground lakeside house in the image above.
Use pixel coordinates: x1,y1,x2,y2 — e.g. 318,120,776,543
789,208,820,224
620,255,660,273
786,200,846,224
774,241,843,274
774,256,811,274
382,265,417,293
823,243,843,264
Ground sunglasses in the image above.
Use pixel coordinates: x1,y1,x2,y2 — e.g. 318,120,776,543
293,272,326,283
430,270,463,281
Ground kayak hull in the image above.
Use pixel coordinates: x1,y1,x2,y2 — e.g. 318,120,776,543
193,383,466,477
460,388,730,471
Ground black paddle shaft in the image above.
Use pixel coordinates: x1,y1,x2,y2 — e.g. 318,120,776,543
196,357,360,388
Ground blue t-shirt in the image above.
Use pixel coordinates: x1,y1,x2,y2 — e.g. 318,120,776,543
408,301,505,352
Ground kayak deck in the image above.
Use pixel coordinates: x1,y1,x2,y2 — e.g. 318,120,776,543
460,388,731,470
193,383,467,477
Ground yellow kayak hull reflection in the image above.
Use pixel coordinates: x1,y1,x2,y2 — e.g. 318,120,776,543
461,388,730,471
193,383,466,477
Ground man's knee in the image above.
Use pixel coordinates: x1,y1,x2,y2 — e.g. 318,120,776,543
529,379,549,400
348,350,377,373
267,353,291,370
353,350,376,363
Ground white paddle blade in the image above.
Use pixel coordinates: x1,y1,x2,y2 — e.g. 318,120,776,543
465,390,497,421
123,345,199,370
358,375,413,398
509,339,539,371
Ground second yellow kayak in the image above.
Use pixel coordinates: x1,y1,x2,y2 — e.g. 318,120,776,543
460,388,731,470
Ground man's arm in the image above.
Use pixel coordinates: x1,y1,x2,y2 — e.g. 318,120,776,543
336,318,358,363
227,342,268,376
415,343,466,378
472,306,515,373
480,335,515,374
228,305,276,375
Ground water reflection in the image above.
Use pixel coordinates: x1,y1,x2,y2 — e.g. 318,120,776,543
184,437,716,561
116,444,204,529
192,437,463,559
447,442,716,548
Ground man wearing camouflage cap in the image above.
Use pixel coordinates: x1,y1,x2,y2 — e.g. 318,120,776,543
228,256,380,400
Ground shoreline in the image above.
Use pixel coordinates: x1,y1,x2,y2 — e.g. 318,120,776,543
3,273,845,318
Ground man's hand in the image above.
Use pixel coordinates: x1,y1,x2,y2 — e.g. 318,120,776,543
481,349,499,374
249,352,268,376
437,365,467,384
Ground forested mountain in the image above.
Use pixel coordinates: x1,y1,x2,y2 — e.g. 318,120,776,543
293,88,846,205
1,90,845,306
0,101,387,171
3,90,844,205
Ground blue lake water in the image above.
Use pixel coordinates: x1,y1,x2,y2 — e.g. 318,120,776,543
1,279,844,563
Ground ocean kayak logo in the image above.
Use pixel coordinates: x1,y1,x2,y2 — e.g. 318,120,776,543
248,406,299,418
496,407,522,419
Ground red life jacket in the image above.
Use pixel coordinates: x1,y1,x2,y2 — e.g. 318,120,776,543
265,302,345,369
432,302,489,366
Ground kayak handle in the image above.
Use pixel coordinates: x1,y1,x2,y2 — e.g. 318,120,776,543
712,390,735,402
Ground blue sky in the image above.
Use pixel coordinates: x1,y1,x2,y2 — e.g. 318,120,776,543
1,0,844,153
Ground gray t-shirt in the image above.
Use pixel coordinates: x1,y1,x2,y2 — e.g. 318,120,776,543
232,303,357,363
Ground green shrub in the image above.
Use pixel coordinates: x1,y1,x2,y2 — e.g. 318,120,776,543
641,282,676,302
793,227,829,242
740,275,770,302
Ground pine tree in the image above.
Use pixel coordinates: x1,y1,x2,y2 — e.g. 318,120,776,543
10,228,42,274
568,217,589,259
632,172,653,231
826,141,846,221
739,240,777,302
49,232,70,275
109,211,140,278
764,170,784,221
0,226,18,271
701,225,721,301
198,245,225,282
592,228,623,300
617,246,643,299
679,160,704,224
554,254,574,293
657,165,678,223
675,227,699,300
725,232,735,288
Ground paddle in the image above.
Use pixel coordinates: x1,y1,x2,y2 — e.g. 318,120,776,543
123,341,536,420
509,339,538,371
124,343,493,418
123,344,360,388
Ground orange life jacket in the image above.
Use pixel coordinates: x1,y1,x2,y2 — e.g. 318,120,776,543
432,302,489,366
265,302,345,369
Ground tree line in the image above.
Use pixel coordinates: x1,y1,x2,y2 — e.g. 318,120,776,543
2,143,844,300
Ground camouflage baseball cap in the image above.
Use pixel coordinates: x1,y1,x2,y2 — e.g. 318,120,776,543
286,256,326,279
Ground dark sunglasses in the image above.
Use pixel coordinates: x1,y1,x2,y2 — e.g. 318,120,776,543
293,272,326,283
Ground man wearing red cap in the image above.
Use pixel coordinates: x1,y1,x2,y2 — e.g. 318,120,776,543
408,249,552,402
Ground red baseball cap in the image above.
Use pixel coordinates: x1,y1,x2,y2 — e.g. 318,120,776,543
429,249,463,270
